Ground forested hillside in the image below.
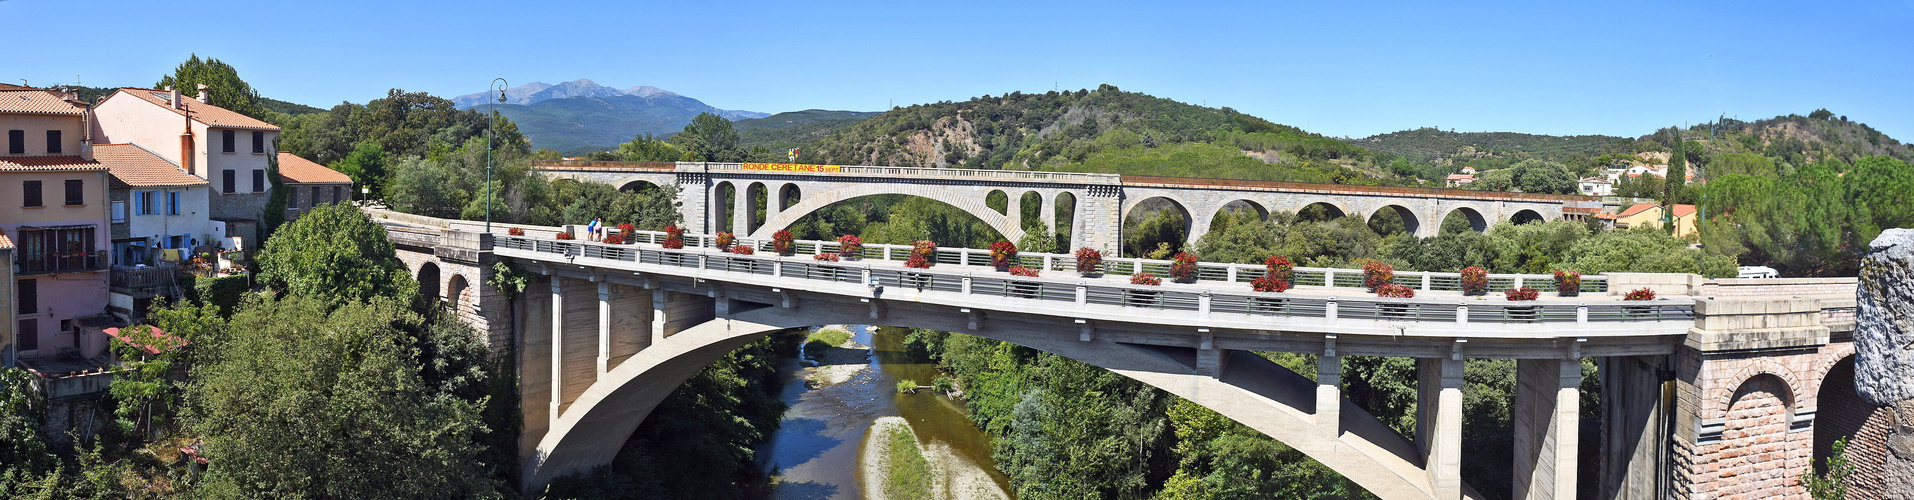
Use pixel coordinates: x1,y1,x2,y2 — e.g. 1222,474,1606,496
798,84,1399,184
734,109,878,153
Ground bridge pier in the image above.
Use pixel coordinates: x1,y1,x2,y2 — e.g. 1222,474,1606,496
1513,357,1582,500
1316,352,1342,434
1418,356,1465,499
1599,354,1672,500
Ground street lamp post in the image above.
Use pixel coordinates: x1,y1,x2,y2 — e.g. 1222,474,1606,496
486,78,508,233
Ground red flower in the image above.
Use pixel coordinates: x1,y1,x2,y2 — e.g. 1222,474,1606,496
1459,266,1489,294
1624,288,1657,301
1251,274,1290,292
508,227,525,236
1169,253,1199,281
1504,287,1540,301
714,231,736,250
1074,247,1103,274
1130,272,1163,286
772,230,795,255
814,253,840,262
1362,261,1395,291
732,245,755,255
604,234,625,245
555,232,575,240
1008,265,1040,277
1376,283,1416,298
837,234,862,257
990,241,1018,267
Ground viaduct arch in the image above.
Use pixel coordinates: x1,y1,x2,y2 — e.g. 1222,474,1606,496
750,182,1028,243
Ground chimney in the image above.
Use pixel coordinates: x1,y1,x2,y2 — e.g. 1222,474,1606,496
196,84,210,104
181,132,196,175
168,86,182,110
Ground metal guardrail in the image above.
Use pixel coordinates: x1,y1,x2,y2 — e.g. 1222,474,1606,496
554,228,1610,294
491,234,1693,325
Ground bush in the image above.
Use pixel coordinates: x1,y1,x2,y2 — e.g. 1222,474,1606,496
1376,283,1416,298
556,231,575,240
1553,270,1581,295
1460,266,1489,295
508,227,524,236
731,245,755,255
1169,252,1199,281
1504,287,1540,301
1250,274,1289,292
1264,255,1294,286
1009,266,1040,277
714,231,735,250
1363,261,1394,291
805,327,851,353
814,253,840,262
662,225,685,249
1074,247,1103,274
1624,288,1657,301
772,230,795,255
190,274,250,316
1131,272,1162,286
838,234,862,257
990,241,1018,269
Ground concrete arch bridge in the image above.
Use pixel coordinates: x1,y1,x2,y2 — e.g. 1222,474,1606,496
373,209,1865,500
534,161,1604,254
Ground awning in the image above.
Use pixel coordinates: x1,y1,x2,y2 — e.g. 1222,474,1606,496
18,224,96,231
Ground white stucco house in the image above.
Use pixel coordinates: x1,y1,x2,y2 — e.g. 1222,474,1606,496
91,86,280,245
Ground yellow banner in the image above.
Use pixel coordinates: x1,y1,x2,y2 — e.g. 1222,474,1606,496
742,163,841,173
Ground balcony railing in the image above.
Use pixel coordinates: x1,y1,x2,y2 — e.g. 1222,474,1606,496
17,250,108,276
110,265,179,289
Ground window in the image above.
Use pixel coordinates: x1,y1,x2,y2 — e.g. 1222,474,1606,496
46,130,61,154
252,131,265,153
17,279,37,314
64,179,83,206
137,190,155,215
6,130,22,154
222,170,236,194
334,186,343,202
17,319,36,352
222,129,235,153
111,200,126,223
17,226,97,273
311,186,320,207
252,169,265,193
22,180,41,207
167,191,180,215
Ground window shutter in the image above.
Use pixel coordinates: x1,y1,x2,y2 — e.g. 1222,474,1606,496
222,130,236,153
223,170,236,194
17,279,36,314
23,180,41,207
65,179,83,206
46,130,61,154
6,130,22,154
253,131,265,153
253,170,265,193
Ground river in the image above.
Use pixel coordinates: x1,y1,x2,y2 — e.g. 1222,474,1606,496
757,325,1012,500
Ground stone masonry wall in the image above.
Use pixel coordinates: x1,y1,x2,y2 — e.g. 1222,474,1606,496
1855,228,1914,498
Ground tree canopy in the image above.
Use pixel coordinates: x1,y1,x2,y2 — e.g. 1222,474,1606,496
156,54,265,119
256,203,417,303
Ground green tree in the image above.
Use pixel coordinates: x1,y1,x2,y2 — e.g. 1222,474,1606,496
183,294,499,498
261,142,289,241
0,367,54,494
672,113,745,163
330,142,389,198
256,203,418,303
155,54,265,119
1509,159,1577,194
1666,139,1687,205
1800,437,1851,499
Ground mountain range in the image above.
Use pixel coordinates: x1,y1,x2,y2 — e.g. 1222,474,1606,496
451,79,769,152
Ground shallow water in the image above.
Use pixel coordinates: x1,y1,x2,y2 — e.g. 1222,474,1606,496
757,325,1010,499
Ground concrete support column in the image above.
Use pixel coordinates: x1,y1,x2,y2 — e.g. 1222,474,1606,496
1316,354,1342,433
1040,193,1057,234
1418,356,1465,499
1195,330,1226,377
650,288,669,346
1005,192,1022,230
770,184,785,215
707,185,723,235
1599,355,1670,500
596,282,611,376
549,276,566,424
1513,358,1581,500
1186,212,1212,250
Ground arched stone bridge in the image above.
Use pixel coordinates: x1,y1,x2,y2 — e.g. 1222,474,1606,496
374,209,1868,500
534,161,1602,254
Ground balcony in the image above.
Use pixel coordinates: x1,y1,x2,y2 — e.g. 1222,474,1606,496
111,264,181,292
16,250,108,276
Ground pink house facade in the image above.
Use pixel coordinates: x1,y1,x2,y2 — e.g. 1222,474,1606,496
0,86,112,363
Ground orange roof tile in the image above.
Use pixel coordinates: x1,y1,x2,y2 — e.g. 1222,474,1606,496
1616,202,1659,218
276,152,352,184
110,88,279,131
94,144,206,188
0,155,107,172
1670,204,1696,217
0,232,12,249
0,89,88,115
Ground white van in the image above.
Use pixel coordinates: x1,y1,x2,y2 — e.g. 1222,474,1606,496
1737,266,1779,279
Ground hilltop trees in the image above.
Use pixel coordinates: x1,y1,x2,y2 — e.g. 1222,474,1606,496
156,54,266,119
255,203,418,303
671,113,745,162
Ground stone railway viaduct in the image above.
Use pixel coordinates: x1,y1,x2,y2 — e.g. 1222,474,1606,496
376,205,1885,500
535,161,1604,254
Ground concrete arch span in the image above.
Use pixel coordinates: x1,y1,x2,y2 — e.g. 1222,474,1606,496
522,302,1464,499
750,183,1025,243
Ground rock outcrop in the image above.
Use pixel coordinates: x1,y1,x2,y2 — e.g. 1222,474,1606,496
1857,228,1914,496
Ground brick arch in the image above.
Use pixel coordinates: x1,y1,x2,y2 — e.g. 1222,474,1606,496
416,261,443,303
447,273,472,313
749,183,1024,242
1718,360,1805,419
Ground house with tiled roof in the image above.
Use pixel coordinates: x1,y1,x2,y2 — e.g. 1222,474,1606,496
275,152,353,221
1602,202,1698,237
0,86,112,365
92,86,279,245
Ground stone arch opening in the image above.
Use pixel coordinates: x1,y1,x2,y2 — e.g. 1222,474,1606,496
1210,199,1269,228
985,190,1009,215
755,187,1018,244
1813,355,1880,477
747,182,769,234
778,183,802,213
618,180,660,193
447,274,470,313
1440,207,1489,234
1718,372,1798,492
1053,191,1077,249
1367,205,1420,237
1296,201,1347,222
417,262,441,303
1019,191,1044,231
714,182,738,233
1122,196,1192,257
523,305,1449,498
1511,209,1546,225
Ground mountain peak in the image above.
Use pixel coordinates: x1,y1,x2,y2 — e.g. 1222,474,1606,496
623,85,678,98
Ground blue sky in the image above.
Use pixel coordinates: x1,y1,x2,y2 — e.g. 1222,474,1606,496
6,0,1910,140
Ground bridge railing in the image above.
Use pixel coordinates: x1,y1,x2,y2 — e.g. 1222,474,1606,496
697,162,1121,183
492,234,1690,325
597,228,1609,294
